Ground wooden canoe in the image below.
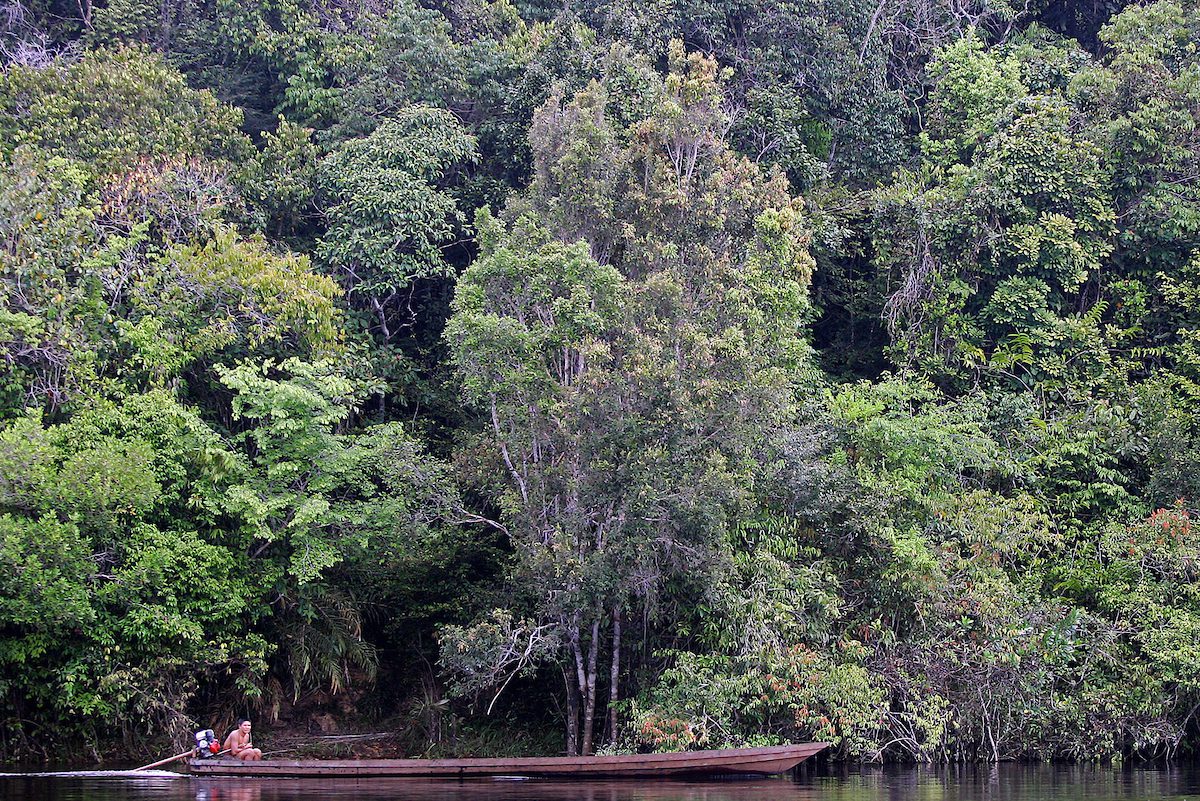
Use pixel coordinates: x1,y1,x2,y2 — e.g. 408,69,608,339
187,743,829,778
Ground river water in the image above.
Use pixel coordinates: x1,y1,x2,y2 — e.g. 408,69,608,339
3,765,1200,801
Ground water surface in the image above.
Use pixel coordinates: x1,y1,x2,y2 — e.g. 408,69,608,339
3,765,1200,801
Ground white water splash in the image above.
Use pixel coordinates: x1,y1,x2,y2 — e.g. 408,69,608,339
0,769,185,779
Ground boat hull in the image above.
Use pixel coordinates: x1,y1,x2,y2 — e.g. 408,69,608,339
187,743,829,778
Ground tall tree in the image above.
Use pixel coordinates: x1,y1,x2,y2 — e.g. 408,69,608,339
446,42,816,754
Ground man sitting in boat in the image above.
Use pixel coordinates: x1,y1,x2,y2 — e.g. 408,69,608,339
223,718,263,761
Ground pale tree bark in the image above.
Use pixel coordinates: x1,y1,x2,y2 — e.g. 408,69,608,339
581,617,600,755
564,612,607,755
608,606,621,746
564,662,580,756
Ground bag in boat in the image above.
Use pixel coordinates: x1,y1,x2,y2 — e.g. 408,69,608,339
194,729,220,758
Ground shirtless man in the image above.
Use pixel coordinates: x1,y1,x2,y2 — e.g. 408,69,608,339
223,718,263,761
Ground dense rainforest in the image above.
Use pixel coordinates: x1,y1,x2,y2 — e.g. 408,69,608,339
1,0,1199,765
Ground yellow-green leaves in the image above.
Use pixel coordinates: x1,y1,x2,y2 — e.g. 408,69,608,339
922,30,1026,165
0,47,249,174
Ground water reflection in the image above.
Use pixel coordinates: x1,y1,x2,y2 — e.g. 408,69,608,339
812,764,1200,801
4,765,1200,801
188,778,821,801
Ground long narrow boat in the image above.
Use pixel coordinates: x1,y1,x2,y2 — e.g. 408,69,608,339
188,743,829,778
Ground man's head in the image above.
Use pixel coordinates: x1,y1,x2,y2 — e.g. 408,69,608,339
238,719,251,733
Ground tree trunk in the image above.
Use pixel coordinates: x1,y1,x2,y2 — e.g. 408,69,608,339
567,620,587,756
564,664,580,756
608,607,621,746
581,617,600,755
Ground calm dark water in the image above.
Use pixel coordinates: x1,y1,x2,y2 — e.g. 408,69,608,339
3,765,1200,801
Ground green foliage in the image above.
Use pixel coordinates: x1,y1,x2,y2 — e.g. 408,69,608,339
240,119,320,242
875,48,1122,390
450,209,624,403
0,396,269,753
0,515,94,632
439,609,561,708
5,0,1200,767
317,107,476,300
132,229,342,372
448,44,819,754
0,148,100,413
216,356,461,703
0,142,342,415
0,47,249,173
326,0,469,140
628,646,886,756
922,30,1026,165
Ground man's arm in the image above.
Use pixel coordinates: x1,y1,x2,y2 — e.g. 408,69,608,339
223,731,242,755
